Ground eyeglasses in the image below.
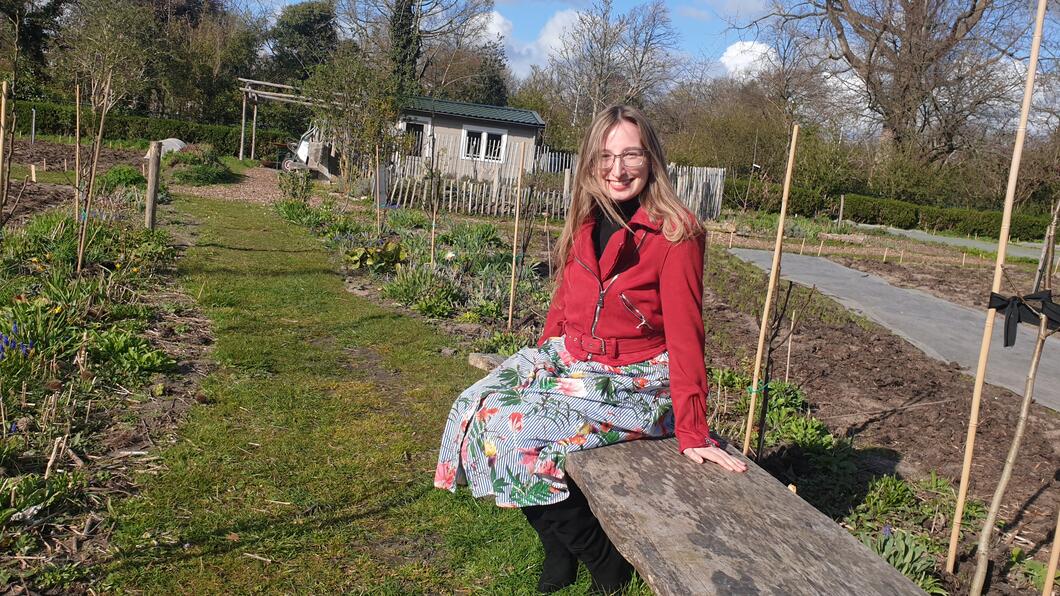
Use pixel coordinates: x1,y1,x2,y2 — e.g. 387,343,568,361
598,150,648,170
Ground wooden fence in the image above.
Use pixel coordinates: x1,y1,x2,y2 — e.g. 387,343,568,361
376,163,724,221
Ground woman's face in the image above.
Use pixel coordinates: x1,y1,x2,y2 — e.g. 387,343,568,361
598,120,649,203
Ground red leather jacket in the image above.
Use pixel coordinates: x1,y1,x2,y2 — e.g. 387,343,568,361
538,206,715,452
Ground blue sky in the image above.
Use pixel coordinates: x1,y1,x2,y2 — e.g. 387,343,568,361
486,0,773,78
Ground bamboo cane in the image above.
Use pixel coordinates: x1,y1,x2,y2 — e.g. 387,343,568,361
742,124,799,455
0,81,7,212
374,146,381,236
946,0,1048,573
1044,506,1060,596
507,144,526,331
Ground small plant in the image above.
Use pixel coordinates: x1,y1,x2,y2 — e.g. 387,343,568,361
860,528,947,595
346,241,408,275
845,475,919,532
89,327,174,379
387,209,429,230
278,169,313,203
473,330,534,356
382,265,434,305
97,165,146,195
1009,547,1060,591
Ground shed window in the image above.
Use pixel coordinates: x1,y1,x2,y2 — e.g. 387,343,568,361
462,127,507,162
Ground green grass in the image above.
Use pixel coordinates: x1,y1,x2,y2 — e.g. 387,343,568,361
220,156,260,175
9,162,77,186
16,132,150,150
101,195,632,594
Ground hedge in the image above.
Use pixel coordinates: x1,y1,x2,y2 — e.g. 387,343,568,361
11,101,289,158
724,177,1050,241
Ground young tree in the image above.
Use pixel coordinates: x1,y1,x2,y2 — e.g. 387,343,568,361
421,37,509,105
303,43,403,193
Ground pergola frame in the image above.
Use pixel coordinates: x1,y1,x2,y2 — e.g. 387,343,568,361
236,77,325,160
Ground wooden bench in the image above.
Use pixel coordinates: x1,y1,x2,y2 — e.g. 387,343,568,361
468,353,923,595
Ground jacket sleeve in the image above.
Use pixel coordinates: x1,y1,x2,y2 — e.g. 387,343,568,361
538,276,567,347
659,232,717,453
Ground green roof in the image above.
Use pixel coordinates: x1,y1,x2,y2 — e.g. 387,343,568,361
405,96,546,128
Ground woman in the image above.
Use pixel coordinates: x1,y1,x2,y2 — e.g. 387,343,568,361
435,105,747,593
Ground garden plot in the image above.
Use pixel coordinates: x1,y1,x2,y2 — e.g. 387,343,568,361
10,139,143,172
730,248,1060,412
6,182,74,226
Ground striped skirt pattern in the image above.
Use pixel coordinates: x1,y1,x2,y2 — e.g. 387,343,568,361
434,336,675,508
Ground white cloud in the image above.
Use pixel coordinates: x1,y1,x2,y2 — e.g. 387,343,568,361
503,9,581,77
719,41,776,77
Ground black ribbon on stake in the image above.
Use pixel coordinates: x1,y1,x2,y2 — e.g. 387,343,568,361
987,290,1060,347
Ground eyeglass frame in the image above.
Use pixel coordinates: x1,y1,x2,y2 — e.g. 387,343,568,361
597,149,650,170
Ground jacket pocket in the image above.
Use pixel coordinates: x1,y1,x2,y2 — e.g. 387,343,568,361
619,293,654,331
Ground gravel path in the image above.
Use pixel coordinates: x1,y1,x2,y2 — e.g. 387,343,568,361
172,167,282,204
731,248,1060,413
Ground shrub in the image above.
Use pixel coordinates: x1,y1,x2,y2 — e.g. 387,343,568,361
12,101,287,157
97,165,146,195
278,170,313,202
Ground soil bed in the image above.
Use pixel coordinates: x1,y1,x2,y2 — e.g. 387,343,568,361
701,247,1058,594
10,139,143,171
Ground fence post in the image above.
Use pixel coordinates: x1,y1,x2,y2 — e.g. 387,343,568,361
144,141,161,230
838,194,845,224
563,168,571,197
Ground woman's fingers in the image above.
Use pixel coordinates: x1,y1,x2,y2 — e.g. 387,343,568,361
683,446,748,473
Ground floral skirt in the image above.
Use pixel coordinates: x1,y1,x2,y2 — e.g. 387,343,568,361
434,336,674,508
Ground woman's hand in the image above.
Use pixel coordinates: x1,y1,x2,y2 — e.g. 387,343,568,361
682,446,748,473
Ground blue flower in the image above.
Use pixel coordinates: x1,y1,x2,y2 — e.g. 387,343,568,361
882,525,893,537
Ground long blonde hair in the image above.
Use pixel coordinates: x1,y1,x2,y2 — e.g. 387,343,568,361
555,105,703,271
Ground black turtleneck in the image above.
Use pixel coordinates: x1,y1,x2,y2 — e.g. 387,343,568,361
593,198,641,259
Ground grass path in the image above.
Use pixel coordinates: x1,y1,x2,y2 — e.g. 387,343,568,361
100,195,565,594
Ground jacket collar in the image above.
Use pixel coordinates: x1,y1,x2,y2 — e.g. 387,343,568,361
572,202,660,281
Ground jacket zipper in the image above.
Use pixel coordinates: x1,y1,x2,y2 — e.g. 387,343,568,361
573,254,619,358
571,229,650,358
619,293,654,330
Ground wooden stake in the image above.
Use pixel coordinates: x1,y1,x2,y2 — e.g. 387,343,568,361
946,0,1049,573
728,231,734,249
507,144,526,331
899,249,904,265
374,146,381,236
799,237,806,255
784,318,795,382
0,82,7,214
74,84,81,219
545,216,553,278
743,123,799,455
962,252,967,267
882,247,888,263
1044,505,1060,596
144,141,160,230
29,164,35,182
238,91,247,160
817,240,824,256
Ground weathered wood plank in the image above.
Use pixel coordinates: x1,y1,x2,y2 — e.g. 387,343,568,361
567,438,923,596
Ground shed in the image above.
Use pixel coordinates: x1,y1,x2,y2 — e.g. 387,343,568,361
396,96,545,182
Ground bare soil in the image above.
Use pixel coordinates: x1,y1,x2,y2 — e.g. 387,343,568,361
832,256,1042,311
10,139,144,171
700,253,1059,595
5,182,74,226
